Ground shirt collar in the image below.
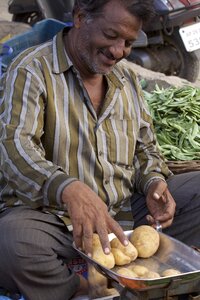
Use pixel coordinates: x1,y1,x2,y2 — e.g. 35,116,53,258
52,27,72,74
107,66,127,90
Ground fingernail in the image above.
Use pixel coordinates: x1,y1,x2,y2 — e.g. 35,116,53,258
124,239,129,246
104,247,110,254
146,215,151,221
154,192,160,199
87,253,92,257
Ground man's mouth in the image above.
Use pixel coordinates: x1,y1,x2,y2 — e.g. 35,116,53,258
99,49,116,66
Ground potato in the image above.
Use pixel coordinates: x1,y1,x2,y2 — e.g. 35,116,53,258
130,225,160,258
129,265,149,277
143,271,160,279
116,267,138,278
88,264,118,298
92,246,115,269
162,268,181,277
111,248,131,266
110,238,138,261
137,257,160,272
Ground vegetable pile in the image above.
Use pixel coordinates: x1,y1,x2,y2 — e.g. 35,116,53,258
143,85,200,161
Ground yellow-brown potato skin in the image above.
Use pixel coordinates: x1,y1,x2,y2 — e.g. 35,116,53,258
92,233,102,248
143,271,161,279
92,246,115,269
111,248,131,266
162,268,181,277
116,267,138,278
130,225,160,258
129,265,149,277
110,238,138,261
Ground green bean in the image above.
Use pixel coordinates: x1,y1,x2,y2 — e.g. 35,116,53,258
143,85,200,160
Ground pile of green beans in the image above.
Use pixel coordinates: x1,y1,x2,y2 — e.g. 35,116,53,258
143,85,200,161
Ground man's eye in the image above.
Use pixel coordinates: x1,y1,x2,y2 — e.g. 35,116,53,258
104,33,117,40
104,32,134,47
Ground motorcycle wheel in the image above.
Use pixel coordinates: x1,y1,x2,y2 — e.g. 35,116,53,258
162,30,200,83
0,20,31,42
128,29,200,83
12,12,43,26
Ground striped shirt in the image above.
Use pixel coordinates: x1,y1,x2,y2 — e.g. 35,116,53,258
0,28,171,230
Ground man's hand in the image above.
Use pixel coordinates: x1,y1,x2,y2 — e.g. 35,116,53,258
62,181,128,256
146,180,176,229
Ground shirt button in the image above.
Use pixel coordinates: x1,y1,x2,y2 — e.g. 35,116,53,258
104,179,109,184
99,151,103,156
110,109,115,115
126,165,132,170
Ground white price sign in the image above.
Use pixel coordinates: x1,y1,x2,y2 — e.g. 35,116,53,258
179,22,200,52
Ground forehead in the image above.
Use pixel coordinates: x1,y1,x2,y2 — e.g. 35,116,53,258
94,1,142,35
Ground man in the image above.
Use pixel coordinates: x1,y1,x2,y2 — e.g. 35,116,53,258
0,0,200,299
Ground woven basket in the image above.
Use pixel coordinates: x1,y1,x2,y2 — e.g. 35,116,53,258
166,160,200,174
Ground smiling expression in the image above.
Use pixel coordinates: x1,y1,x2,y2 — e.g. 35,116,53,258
72,0,142,75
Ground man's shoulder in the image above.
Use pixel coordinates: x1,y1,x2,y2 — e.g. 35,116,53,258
9,39,54,72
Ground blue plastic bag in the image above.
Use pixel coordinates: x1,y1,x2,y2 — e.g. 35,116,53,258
0,296,24,300
1,18,72,68
0,44,13,77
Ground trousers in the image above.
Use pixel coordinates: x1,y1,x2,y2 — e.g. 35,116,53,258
131,171,200,247
0,171,200,300
0,207,80,300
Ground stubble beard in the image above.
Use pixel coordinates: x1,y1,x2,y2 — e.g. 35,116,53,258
77,35,113,75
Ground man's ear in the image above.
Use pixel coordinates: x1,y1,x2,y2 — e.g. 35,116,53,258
73,11,85,29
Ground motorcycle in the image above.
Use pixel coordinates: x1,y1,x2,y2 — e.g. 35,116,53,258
129,0,200,83
8,0,74,25
6,0,200,82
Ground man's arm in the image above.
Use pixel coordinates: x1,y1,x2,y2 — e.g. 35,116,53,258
133,86,172,194
0,66,75,207
133,84,175,227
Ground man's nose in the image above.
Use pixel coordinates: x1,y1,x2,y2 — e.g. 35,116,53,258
109,40,130,59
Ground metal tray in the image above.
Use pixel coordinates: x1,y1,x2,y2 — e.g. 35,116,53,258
73,230,200,291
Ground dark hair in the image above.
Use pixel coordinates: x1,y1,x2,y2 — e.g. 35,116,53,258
73,0,155,24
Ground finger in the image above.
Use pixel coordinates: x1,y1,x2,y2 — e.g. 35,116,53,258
154,210,174,227
146,214,155,224
108,218,129,247
82,223,94,257
96,224,111,254
157,217,174,229
153,208,174,222
72,222,83,250
153,192,160,200
160,193,168,203
147,215,173,230
152,181,167,200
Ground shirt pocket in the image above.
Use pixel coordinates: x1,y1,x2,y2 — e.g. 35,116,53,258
104,118,137,167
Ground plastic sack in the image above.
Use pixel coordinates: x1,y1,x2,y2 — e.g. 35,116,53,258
1,18,72,69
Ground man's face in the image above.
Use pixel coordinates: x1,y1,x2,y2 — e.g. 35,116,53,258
74,0,142,75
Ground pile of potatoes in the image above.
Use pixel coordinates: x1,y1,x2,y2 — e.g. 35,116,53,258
115,264,181,279
90,225,181,279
